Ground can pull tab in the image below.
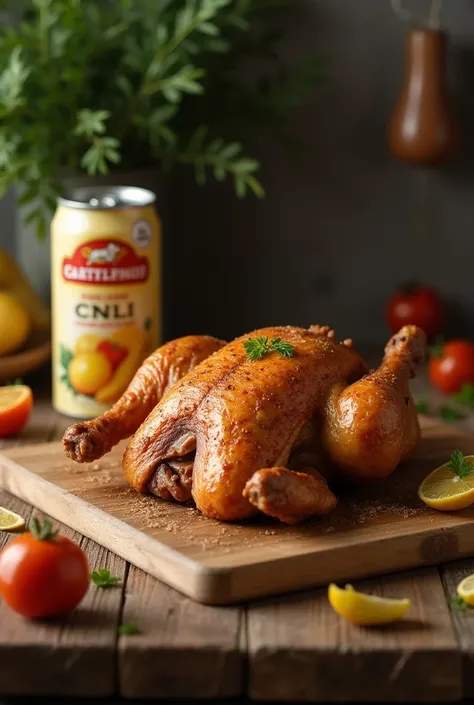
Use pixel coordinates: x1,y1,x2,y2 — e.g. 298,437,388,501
89,194,118,208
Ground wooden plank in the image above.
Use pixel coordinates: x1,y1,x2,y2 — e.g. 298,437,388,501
440,559,474,699
118,566,244,698
1,418,474,604
0,490,126,697
248,567,461,702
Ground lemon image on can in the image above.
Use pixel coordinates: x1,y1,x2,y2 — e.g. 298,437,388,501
68,353,113,396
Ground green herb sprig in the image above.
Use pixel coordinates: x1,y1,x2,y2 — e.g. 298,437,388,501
447,449,474,480
91,568,121,588
243,336,295,362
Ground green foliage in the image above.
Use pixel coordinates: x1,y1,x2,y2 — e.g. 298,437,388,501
0,0,321,238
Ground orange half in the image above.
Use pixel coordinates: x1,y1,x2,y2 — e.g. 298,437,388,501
0,385,33,437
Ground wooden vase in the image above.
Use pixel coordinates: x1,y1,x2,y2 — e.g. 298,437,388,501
388,29,460,165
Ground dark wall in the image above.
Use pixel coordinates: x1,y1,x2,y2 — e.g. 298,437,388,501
167,0,474,345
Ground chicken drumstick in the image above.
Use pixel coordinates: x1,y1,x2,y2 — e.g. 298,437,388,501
321,324,427,481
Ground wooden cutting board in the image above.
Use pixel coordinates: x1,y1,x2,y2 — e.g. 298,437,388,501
1,416,474,605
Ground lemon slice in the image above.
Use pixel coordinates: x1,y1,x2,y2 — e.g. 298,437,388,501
0,507,25,532
457,574,474,606
418,456,474,511
328,583,411,626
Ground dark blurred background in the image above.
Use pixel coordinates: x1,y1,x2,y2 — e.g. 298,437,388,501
3,0,474,346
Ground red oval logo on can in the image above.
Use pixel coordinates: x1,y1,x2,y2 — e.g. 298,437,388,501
62,239,149,285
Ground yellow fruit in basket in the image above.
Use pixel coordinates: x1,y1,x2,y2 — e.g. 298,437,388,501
0,246,50,331
0,292,31,356
68,352,113,396
74,333,103,356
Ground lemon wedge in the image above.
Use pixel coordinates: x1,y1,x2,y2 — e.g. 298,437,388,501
0,507,25,532
457,574,474,606
418,455,474,511
328,583,411,626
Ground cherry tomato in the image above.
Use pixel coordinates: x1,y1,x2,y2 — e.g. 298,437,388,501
386,286,444,338
0,518,90,618
96,340,128,370
429,340,474,395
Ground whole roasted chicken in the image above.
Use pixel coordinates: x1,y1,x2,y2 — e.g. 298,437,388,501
63,324,426,524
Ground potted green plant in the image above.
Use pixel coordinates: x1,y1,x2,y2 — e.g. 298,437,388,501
0,0,321,296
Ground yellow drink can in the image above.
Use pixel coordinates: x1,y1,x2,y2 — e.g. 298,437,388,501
51,186,161,418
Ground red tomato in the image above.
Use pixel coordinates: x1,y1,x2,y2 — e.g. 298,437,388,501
96,340,128,369
386,286,444,338
0,519,90,618
429,340,474,395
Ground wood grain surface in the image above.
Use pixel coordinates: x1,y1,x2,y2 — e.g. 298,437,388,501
1,392,474,700
1,417,474,604
248,568,461,702
119,566,244,698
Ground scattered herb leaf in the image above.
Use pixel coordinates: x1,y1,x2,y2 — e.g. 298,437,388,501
447,449,474,480
91,568,121,588
243,336,295,362
119,621,140,635
453,383,474,410
440,404,464,423
449,595,468,613
30,517,57,541
415,400,429,414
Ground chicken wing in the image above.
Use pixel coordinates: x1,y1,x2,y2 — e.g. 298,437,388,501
63,335,225,463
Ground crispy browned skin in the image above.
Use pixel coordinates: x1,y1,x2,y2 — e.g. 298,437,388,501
123,326,368,521
243,467,337,524
62,335,225,463
321,325,427,482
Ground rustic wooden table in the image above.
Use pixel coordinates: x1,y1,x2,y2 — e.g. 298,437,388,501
1,370,474,702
